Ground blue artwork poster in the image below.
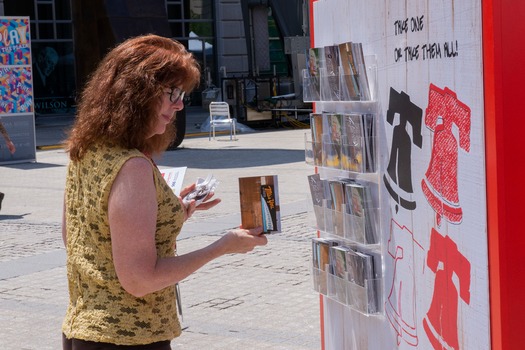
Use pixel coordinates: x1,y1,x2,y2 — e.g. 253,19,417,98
0,17,31,66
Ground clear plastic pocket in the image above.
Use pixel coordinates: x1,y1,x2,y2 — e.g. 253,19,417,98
327,272,383,315
312,206,379,246
343,208,380,245
302,55,377,103
305,195,326,232
320,68,342,102
313,204,325,232
331,209,345,237
312,265,328,296
323,203,335,234
322,136,343,170
305,139,315,165
339,55,378,102
303,69,321,102
341,135,377,174
305,140,323,167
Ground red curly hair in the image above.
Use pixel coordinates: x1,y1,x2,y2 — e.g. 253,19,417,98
65,34,201,161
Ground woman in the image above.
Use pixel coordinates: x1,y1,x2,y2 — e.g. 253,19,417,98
61,34,267,349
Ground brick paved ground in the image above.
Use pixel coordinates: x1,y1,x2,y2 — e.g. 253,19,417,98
0,214,320,350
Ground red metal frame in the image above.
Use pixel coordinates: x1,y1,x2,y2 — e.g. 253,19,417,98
483,1,525,349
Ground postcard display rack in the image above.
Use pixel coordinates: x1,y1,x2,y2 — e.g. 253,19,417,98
303,41,386,320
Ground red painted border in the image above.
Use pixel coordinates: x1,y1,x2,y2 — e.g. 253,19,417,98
482,1,501,348
484,0,525,349
309,0,315,47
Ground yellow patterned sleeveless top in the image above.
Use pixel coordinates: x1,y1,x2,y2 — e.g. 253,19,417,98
62,142,184,345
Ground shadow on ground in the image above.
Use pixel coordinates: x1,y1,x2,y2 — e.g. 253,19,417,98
1,162,64,170
158,148,305,169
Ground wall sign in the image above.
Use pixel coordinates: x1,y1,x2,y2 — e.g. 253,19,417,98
0,16,36,164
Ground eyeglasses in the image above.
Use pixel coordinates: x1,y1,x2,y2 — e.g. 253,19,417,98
166,87,185,104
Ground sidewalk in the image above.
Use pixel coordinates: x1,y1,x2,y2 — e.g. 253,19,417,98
0,108,320,349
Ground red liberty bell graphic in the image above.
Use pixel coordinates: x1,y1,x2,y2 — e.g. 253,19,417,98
423,228,471,350
421,84,471,226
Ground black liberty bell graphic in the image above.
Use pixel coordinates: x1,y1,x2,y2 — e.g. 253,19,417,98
383,88,423,213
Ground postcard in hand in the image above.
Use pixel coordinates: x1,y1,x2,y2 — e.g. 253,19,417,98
160,167,187,195
239,175,281,233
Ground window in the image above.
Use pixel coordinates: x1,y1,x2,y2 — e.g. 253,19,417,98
166,0,215,104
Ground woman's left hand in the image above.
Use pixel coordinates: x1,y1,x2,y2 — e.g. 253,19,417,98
179,183,221,221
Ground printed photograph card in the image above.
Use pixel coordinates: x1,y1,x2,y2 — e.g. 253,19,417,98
344,180,378,244
239,175,280,233
361,114,375,172
331,245,349,279
323,114,343,168
351,42,371,101
322,44,341,100
312,237,339,273
338,41,360,100
310,113,324,165
305,47,322,101
341,113,364,172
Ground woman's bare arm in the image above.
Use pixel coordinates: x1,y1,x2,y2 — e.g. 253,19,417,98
109,158,267,297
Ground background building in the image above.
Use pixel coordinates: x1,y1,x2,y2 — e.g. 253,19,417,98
0,0,309,119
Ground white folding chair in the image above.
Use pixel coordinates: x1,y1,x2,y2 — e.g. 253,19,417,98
209,101,237,141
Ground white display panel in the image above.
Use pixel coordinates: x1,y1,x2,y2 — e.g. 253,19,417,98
311,1,489,349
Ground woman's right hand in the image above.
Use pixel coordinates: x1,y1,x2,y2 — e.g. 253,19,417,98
219,227,268,254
